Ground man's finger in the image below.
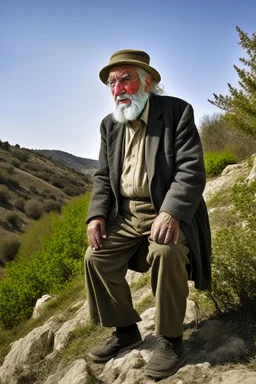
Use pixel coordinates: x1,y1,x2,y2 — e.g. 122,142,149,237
172,227,180,245
158,227,170,244
99,221,107,239
163,227,174,244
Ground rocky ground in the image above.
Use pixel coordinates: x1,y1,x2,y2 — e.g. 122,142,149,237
0,155,255,384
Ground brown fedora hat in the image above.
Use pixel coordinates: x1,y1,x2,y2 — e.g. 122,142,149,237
99,49,161,84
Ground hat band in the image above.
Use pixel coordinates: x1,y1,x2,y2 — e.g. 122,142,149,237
110,53,149,65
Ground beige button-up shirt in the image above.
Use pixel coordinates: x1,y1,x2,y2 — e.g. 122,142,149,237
120,100,150,198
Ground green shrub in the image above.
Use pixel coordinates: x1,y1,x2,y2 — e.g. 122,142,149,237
24,199,44,220
0,185,11,203
204,151,236,177
1,141,10,151
200,114,256,161
5,212,21,227
43,199,61,213
0,172,19,188
211,227,256,310
63,185,85,196
6,165,14,174
231,179,256,226
0,218,12,230
0,238,21,264
210,178,256,311
30,186,38,194
11,158,21,168
38,172,52,182
0,194,90,328
12,149,29,162
17,213,58,260
25,163,43,172
52,177,65,188
14,198,25,212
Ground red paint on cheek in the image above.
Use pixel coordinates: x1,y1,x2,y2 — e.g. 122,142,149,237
125,79,140,95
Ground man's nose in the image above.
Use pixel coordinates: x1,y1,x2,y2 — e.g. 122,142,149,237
112,81,126,96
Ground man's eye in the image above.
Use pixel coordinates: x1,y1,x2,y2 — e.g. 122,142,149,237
122,76,132,82
109,81,116,87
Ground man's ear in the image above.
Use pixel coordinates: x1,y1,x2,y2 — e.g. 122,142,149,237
144,75,152,92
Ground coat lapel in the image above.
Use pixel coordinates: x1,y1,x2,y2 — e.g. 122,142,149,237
145,96,164,185
107,120,125,193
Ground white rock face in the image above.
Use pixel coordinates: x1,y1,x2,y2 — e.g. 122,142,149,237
32,294,54,319
45,359,92,384
184,299,198,325
204,160,249,201
0,320,58,384
209,369,256,384
246,154,256,182
54,302,89,351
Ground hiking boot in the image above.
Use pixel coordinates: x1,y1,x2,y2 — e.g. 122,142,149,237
88,329,143,362
145,336,186,379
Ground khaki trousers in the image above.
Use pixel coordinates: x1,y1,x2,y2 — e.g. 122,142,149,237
84,199,190,338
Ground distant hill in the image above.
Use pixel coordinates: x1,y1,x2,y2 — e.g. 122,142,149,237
0,141,93,249
36,150,98,176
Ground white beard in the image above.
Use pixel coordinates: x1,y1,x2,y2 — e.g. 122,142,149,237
112,88,149,124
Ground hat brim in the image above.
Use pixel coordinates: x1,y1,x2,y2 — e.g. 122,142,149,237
99,60,161,84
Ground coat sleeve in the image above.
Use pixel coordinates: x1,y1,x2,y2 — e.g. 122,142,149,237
159,104,206,223
86,119,114,223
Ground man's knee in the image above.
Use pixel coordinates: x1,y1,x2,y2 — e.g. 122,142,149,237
147,241,189,266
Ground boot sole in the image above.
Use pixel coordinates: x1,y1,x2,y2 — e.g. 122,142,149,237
88,339,143,362
145,353,187,379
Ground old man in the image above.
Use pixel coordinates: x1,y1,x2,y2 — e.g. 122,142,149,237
84,49,211,379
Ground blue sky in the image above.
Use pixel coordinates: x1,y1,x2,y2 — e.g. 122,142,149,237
0,0,255,159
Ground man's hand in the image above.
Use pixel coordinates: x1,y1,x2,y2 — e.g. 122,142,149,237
151,212,180,245
87,217,107,250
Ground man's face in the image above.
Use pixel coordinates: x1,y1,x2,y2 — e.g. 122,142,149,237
108,65,152,123
108,66,141,104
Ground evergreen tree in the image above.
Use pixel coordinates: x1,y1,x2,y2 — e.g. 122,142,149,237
208,27,256,139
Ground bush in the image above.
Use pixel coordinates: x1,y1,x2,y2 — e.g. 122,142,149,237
43,199,61,213
0,218,12,230
0,238,21,264
30,186,37,194
204,151,236,177
25,163,42,172
0,172,19,188
24,199,44,220
11,158,21,168
12,149,29,162
210,178,256,311
37,172,52,182
211,227,256,310
5,212,21,227
52,177,65,188
14,198,25,212
0,185,11,203
6,165,14,174
0,194,90,328
200,113,256,161
1,141,10,151
63,185,85,196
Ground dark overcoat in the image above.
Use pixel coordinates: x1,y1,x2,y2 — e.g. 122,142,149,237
86,94,211,290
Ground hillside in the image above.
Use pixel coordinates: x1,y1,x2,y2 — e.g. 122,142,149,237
0,141,93,261
0,155,255,384
36,149,99,176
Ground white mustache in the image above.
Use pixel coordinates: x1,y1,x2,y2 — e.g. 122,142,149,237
116,94,132,101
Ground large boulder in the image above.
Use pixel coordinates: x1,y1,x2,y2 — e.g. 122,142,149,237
0,320,58,384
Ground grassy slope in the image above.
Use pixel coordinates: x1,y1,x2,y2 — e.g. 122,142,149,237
0,145,92,241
